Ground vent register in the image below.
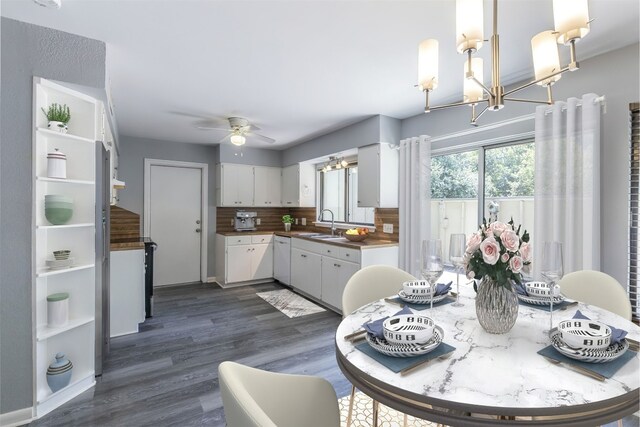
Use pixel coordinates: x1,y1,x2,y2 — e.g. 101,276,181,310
630,102,639,323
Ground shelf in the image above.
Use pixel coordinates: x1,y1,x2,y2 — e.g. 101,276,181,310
37,223,94,230
36,176,95,185
37,263,95,278
37,371,95,404
36,127,95,144
36,317,94,341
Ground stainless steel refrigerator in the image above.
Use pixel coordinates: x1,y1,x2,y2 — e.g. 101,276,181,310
95,142,111,376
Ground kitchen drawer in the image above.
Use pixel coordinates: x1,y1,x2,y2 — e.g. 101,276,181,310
320,244,339,257
251,234,273,244
339,247,361,263
226,235,252,246
291,237,324,254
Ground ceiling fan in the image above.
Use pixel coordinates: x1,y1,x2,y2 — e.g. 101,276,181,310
197,117,275,146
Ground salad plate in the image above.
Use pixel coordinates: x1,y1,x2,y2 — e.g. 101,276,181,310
549,328,629,363
517,293,565,306
398,290,448,305
366,325,444,357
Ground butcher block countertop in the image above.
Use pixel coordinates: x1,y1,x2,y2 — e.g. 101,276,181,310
110,206,145,251
217,230,398,250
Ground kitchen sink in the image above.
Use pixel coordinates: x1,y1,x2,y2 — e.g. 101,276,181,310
296,233,346,241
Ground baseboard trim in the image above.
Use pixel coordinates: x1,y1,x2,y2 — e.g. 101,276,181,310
215,278,273,289
206,276,217,283
0,407,33,427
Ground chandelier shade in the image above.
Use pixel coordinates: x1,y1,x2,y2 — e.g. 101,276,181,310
553,0,590,45
418,39,439,91
456,0,484,53
531,31,562,86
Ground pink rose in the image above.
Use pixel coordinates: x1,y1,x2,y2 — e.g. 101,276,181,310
509,256,523,273
501,230,520,252
520,242,532,262
491,221,509,237
466,233,482,253
466,270,475,279
480,236,500,265
501,253,509,263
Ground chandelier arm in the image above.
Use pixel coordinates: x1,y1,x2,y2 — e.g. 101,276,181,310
471,105,489,126
428,99,489,111
503,97,552,105
503,66,570,97
470,76,493,97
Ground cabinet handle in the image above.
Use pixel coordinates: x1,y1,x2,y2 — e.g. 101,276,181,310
287,201,292,204
327,250,331,253
345,254,350,257
334,263,341,267
301,254,307,258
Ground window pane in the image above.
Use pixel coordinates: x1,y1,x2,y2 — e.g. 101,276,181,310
483,142,535,245
347,167,374,224
321,169,346,222
430,151,479,264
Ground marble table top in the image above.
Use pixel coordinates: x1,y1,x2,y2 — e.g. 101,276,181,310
335,286,640,415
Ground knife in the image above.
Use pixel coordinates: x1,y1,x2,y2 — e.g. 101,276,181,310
400,353,451,376
559,301,579,311
344,329,366,341
542,356,605,381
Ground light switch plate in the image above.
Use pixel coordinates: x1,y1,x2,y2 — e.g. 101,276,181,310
256,218,261,225
295,218,299,225
301,218,307,226
383,223,393,233
230,219,234,226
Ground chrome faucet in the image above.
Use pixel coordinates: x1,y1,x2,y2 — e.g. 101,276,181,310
319,209,336,236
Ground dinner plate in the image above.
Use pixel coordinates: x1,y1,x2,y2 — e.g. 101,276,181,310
365,325,444,357
549,328,629,363
517,293,565,306
398,290,448,305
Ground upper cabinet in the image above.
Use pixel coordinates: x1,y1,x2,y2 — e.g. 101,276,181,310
254,166,282,207
281,164,315,207
217,163,254,206
357,143,398,208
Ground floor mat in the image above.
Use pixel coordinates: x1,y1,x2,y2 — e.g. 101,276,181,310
256,289,326,318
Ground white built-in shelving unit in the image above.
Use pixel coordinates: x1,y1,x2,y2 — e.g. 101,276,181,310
32,78,100,417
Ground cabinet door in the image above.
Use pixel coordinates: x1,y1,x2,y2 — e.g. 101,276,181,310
291,248,321,298
254,167,281,206
220,164,238,206
321,257,341,309
273,238,291,285
338,261,360,305
235,165,255,206
251,243,273,280
357,145,380,207
226,245,252,283
281,165,299,206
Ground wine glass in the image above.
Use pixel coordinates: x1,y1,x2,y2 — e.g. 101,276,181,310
449,234,466,307
541,241,564,335
421,239,443,312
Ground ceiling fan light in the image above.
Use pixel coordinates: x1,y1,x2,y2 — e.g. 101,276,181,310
463,57,484,104
531,31,562,86
553,0,590,45
230,134,246,146
418,39,439,91
456,0,484,53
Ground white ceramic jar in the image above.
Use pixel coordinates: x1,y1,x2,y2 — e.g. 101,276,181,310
47,148,67,179
47,292,69,327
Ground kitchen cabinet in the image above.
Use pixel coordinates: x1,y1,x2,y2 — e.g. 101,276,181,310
273,236,291,285
217,164,254,206
290,248,322,299
357,143,399,208
321,257,359,309
216,234,274,286
281,163,316,207
110,249,145,337
254,166,281,206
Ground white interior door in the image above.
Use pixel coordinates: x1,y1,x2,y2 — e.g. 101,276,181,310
149,165,202,286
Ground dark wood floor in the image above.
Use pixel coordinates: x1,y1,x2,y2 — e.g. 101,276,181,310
31,282,351,426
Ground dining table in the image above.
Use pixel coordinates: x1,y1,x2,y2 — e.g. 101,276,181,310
335,284,640,426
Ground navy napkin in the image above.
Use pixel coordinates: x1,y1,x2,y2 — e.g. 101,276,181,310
515,282,528,296
573,310,628,345
362,306,412,339
434,281,453,296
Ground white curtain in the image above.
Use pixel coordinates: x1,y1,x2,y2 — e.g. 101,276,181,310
533,93,602,277
399,135,431,277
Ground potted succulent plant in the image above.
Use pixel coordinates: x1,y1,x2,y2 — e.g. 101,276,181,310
42,103,71,133
282,214,294,232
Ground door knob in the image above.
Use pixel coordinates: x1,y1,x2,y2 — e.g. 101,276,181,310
195,228,201,233
196,220,201,224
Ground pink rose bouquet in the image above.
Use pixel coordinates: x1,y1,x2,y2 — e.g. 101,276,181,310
464,218,531,290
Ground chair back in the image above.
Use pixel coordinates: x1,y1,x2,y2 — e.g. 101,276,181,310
558,270,632,320
219,361,339,427
342,265,416,316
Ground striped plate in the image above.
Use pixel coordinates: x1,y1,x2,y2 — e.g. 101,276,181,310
398,290,448,305
550,328,629,363
365,325,444,358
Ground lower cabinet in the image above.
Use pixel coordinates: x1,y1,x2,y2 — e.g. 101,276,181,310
110,249,145,337
321,257,359,309
216,234,274,286
291,248,322,299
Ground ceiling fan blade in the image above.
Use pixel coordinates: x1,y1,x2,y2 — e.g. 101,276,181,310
247,132,276,144
197,125,231,131
219,133,232,143
247,123,261,131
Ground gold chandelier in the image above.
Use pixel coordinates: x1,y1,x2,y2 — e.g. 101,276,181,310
418,0,591,125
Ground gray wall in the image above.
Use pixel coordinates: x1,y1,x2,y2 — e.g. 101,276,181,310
219,144,281,167
0,18,106,414
117,136,218,277
402,42,640,288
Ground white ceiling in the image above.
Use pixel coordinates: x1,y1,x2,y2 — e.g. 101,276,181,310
2,0,638,148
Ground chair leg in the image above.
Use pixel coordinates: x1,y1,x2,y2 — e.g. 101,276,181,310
372,399,379,427
403,413,408,427
345,385,356,427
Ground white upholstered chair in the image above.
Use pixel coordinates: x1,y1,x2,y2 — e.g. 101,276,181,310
342,265,417,426
219,361,340,427
558,270,632,320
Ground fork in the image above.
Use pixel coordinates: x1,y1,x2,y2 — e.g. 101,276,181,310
542,356,605,381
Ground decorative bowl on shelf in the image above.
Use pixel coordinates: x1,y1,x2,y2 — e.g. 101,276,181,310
557,319,612,350
383,314,435,344
45,195,74,225
53,250,71,260
402,280,434,297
